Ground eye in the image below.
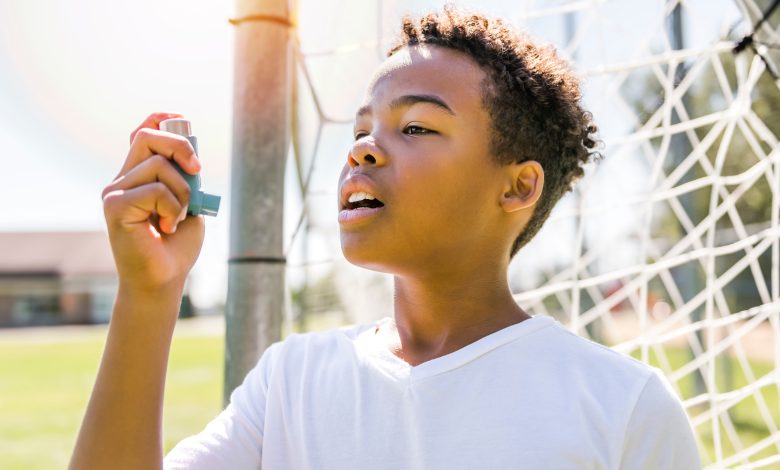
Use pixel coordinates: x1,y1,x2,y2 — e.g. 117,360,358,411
353,131,368,141
403,125,433,136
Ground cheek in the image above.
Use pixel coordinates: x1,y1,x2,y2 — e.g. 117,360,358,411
337,163,350,183
397,161,489,226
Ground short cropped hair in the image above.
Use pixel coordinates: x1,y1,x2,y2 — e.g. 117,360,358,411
388,6,602,259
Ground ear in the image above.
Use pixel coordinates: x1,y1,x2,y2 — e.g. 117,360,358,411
499,160,544,213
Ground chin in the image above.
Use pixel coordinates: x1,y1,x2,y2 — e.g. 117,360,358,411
339,234,397,274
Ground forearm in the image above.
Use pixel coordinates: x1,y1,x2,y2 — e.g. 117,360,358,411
69,283,183,470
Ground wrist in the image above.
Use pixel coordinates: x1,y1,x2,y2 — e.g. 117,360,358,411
117,278,186,299
113,281,186,328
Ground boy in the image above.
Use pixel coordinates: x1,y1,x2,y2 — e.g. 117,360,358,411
71,7,701,469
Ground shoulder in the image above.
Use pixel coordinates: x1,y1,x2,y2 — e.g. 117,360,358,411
533,317,656,385
253,319,379,373
274,320,376,353
619,364,701,468
525,318,700,465
521,317,671,425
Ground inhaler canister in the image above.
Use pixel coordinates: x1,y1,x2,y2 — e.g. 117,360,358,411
159,118,221,217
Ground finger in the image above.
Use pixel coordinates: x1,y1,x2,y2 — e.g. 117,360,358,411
103,182,184,234
174,211,205,236
117,128,201,180
129,112,184,144
103,154,192,221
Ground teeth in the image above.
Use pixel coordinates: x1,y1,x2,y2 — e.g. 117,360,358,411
348,191,376,203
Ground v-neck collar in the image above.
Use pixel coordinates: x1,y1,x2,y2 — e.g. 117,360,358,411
353,314,555,385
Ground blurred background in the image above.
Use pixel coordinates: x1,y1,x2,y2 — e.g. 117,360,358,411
1,0,779,468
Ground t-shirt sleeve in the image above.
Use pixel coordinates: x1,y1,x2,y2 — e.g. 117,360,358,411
163,341,281,470
619,369,702,470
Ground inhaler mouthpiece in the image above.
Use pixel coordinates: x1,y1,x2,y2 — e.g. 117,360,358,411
160,118,221,217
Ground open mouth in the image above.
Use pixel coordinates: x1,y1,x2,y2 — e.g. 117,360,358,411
344,193,385,211
339,192,385,225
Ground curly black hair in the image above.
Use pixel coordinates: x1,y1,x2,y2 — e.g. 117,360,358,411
388,6,602,259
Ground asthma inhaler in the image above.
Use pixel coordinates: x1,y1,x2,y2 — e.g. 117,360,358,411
159,118,221,217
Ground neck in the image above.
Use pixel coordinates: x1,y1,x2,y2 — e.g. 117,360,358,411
385,262,529,366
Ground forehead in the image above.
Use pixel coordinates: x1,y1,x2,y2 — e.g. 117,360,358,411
361,45,487,113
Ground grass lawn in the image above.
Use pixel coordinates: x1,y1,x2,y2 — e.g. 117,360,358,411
0,312,347,469
0,321,224,470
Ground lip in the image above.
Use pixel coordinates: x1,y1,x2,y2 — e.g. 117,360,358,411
338,206,386,225
338,173,385,211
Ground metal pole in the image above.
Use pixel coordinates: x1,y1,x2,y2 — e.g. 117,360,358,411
225,0,292,404
290,60,309,334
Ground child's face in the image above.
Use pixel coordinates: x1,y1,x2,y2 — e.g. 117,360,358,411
338,45,514,274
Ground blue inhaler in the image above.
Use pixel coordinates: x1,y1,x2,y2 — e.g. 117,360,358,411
159,118,221,217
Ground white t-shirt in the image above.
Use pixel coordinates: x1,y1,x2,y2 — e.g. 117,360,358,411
164,315,701,469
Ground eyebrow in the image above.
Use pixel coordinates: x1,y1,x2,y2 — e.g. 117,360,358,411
355,94,455,118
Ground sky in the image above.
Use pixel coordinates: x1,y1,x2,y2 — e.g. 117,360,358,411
0,0,743,311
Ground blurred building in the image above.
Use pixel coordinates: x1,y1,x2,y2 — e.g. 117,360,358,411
0,231,193,327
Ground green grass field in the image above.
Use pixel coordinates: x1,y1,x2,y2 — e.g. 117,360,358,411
1,316,777,469
0,324,224,469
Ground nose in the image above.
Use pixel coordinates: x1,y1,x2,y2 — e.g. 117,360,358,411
347,136,386,168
